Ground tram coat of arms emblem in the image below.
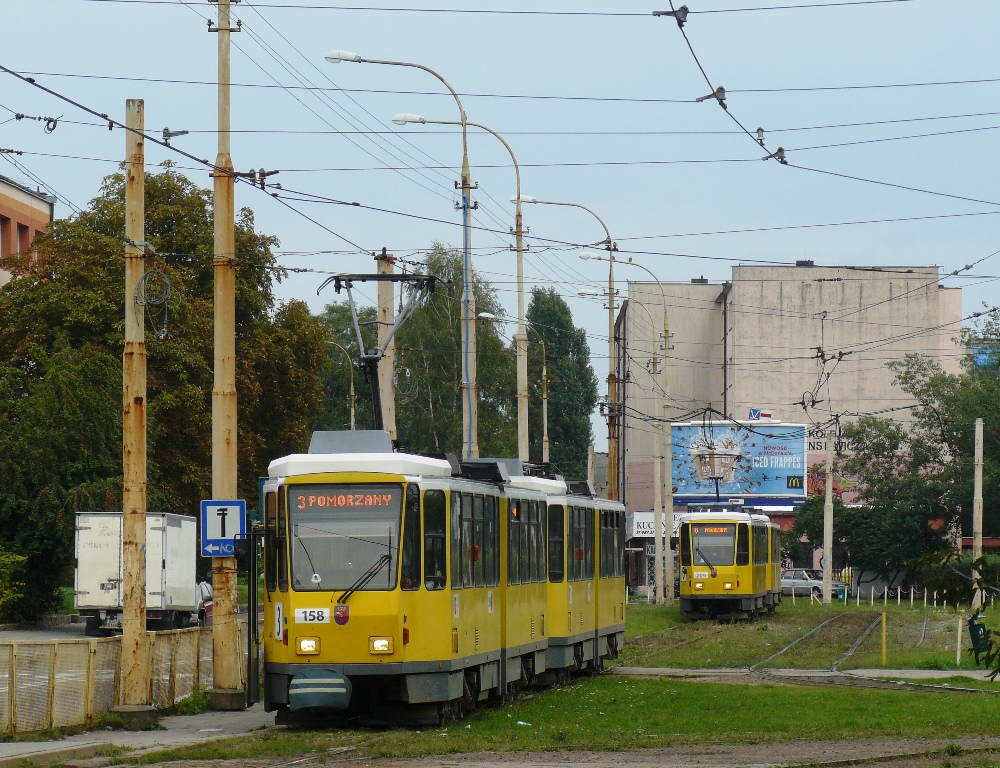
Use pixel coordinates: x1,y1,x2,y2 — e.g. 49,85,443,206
333,605,350,625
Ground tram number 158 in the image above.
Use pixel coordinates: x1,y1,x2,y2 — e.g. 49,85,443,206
295,608,330,624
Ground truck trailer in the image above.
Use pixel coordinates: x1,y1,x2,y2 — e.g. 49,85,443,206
75,511,198,635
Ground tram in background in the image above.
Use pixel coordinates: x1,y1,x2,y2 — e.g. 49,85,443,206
676,503,781,621
258,431,625,724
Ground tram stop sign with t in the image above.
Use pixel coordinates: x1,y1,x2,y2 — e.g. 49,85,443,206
200,499,247,557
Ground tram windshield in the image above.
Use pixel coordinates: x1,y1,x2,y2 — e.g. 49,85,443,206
286,483,402,591
690,523,735,567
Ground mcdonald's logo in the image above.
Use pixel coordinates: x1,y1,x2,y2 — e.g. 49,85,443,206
786,476,803,489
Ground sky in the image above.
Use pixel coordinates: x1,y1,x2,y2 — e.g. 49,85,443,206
3,0,998,451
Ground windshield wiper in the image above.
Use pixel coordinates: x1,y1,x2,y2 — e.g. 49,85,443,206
337,554,391,604
293,527,323,587
695,546,714,570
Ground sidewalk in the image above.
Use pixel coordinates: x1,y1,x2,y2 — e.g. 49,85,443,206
0,705,276,768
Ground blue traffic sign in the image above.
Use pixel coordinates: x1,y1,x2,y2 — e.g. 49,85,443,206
200,499,246,557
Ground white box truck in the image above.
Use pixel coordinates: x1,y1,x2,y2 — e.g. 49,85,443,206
75,511,198,635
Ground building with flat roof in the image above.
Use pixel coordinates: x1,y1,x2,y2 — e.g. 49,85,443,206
619,262,963,515
0,174,55,285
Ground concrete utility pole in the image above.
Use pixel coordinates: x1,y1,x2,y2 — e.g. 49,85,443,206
376,249,397,439
121,98,150,712
822,426,834,606
663,311,673,607
972,418,984,612
210,0,244,708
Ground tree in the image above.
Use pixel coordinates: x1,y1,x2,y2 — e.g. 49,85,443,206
791,493,850,569
394,244,516,457
526,287,598,480
0,166,329,618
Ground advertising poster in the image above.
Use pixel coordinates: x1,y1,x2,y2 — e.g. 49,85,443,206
671,421,806,499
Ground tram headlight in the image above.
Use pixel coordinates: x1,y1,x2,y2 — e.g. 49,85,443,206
724,582,734,590
694,583,704,590
369,636,394,654
296,636,320,655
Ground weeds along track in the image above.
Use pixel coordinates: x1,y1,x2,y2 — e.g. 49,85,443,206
750,613,851,671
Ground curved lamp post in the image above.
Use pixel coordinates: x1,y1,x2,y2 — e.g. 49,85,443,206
396,113,529,463
326,51,478,459
520,197,618,500
326,340,356,430
582,256,672,605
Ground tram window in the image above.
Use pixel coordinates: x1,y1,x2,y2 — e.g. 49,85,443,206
485,495,499,587
618,511,626,578
401,485,421,590
533,501,545,583
451,492,462,590
462,492,475,588
585,508,594,579
520,501,531,584
548,504,564,583
473,495,485,587
602,512,612,578
508,501,520,586
424,489,446,590
736,524,750,567
277,488,288,592
264,491,277,592
569,506,587,582
598,512,606,578
691,523,735,567
679,524,692,566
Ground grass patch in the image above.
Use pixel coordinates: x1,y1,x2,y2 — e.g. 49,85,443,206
173,689,211,716
622,600,992,673
124,676,1000,763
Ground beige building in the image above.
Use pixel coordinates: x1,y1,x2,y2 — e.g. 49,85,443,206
0,174,55,285
620,262,963,514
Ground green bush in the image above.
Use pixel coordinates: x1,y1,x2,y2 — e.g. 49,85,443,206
0,548,28,621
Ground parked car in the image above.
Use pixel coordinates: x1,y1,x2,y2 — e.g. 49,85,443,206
781,568,851,598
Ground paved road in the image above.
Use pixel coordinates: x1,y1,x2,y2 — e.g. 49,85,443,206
0,620,90,642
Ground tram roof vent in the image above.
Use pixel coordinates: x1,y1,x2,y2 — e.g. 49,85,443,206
466,457,524,476
459,461,511,484
419,452,462,475
522,461,553,478
309,430,393,455
567,480,596,498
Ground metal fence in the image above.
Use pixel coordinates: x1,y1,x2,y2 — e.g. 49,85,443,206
0,624,248,735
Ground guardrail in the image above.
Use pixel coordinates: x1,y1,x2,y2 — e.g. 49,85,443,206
0,624,248,735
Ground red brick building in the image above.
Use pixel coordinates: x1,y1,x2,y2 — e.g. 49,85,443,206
0,174,55,284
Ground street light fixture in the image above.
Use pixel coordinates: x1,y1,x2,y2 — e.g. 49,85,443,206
326,50,479,459
326,340,356,431
581,252,673,606
520,197,619,501
397,113,530,463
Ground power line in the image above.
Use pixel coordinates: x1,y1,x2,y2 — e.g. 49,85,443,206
18,68,1000,103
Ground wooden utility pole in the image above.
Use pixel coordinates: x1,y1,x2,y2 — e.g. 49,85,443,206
972,418,984,612
822,427,834,606
210,0,244,708
376,249,396,439
121,98,150,711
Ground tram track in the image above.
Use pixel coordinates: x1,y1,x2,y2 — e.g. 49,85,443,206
619,611,1000,696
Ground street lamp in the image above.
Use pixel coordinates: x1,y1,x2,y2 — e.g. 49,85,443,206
326,50,479,459
326,340,356,431
581,254,672,606
520,197,618,501
396,114,529,463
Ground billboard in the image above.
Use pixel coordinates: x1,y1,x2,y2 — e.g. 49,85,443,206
671,421,806,499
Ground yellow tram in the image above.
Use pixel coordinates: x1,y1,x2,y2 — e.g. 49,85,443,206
259,432,625,722
677,504,781,621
